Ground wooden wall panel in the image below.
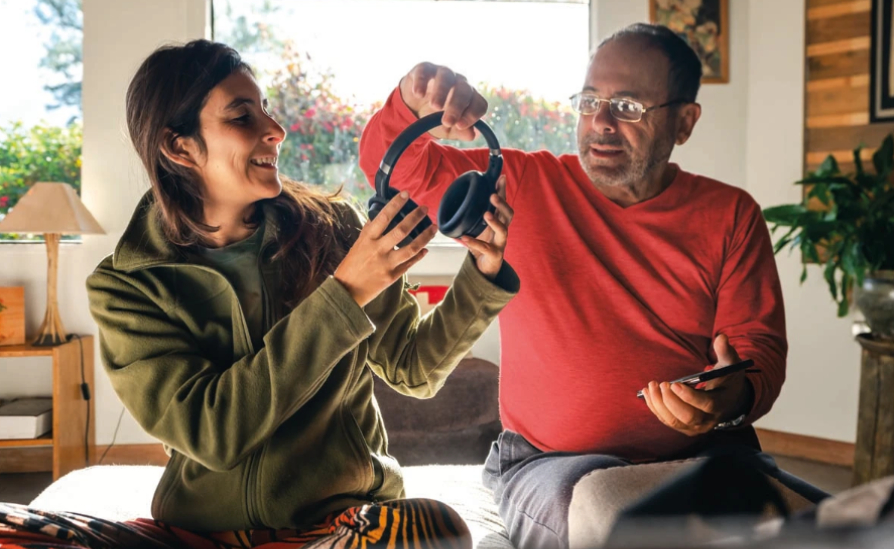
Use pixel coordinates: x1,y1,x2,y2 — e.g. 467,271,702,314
805,0,894,176
808,12,870,43
808,0,870,12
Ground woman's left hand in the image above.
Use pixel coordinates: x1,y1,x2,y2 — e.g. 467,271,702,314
460,175,512,280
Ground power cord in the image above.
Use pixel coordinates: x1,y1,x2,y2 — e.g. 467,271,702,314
65,334,126,466
67,334,90,467
98,406,125,465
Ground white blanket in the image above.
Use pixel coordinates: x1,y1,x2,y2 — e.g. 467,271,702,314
28,464,514,549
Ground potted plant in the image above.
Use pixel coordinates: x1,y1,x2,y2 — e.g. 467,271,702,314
762,135,894,340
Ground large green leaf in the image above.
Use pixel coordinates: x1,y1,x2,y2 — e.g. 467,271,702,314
837,272,852,317
803,220,838,241
824,257,839,300
873,135,894,179
796,176,853,186
814,154,840,177
802,237,821,263
854,146,865,176
762,204,807,225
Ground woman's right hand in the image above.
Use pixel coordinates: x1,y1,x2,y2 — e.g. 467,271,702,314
334,191,437,308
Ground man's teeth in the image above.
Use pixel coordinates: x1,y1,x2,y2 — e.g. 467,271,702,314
251,157,277,166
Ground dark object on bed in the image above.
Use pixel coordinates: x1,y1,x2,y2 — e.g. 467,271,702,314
373,357,501,465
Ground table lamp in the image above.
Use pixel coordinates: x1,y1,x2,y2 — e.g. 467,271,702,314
0,182,105,346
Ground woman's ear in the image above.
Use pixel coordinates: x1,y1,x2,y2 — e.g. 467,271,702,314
160,129,201,169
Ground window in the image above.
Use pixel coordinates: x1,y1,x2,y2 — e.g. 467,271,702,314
0,0,82,242
214,0,588,240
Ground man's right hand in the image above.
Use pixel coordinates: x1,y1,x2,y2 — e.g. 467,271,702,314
399,62,488,141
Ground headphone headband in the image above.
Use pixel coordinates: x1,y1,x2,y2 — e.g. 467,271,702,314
374,112,502,197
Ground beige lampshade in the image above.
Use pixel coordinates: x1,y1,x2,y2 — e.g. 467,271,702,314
0,182,104,235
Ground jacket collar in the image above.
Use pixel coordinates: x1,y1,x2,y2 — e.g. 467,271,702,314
113,191,281,272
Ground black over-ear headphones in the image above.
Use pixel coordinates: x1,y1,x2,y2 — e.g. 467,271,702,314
369,111,503,248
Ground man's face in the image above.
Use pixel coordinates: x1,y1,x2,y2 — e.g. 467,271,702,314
577,38,679,188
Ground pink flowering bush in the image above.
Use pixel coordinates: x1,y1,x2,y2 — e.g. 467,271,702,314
450,84,578,156
263,46,578,205
265,44,376,202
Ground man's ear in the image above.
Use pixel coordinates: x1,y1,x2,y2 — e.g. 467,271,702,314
160,129,201,169
674,103,701,146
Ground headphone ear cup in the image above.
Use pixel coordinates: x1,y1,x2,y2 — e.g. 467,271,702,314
367,190,432,248
438,171,496,238
367,193,389,222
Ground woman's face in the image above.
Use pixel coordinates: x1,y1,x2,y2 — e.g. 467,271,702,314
185,70,287,210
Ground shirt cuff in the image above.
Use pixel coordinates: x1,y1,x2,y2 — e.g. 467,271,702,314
454,252,520,305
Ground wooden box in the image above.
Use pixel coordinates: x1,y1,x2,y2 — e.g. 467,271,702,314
0,287,25,346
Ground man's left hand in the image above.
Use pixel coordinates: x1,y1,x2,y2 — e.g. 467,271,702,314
460,175,513,280
642,334,754,436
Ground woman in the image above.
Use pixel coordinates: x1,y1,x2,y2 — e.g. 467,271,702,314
0,40,517,549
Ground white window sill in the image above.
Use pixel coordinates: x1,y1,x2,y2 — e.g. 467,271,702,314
411,241,468,276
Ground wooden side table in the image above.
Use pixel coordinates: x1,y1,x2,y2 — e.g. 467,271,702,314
0,336,95,479
853,334,894,486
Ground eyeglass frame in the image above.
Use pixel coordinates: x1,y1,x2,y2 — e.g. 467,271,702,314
568,92,688,123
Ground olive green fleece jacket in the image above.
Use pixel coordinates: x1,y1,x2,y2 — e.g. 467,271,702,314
86,192,519,532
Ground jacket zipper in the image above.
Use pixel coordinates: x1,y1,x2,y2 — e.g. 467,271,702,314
245,245,273,527
134,258,265,525
343,362,377,501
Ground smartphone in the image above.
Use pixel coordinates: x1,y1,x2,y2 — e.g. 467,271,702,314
636,359,756,399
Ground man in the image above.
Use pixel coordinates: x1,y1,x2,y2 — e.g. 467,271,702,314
359,23,818,549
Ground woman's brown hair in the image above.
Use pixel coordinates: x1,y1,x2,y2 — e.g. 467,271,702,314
125,39,348,307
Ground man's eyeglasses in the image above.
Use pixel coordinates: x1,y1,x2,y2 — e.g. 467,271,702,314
569,93,686,123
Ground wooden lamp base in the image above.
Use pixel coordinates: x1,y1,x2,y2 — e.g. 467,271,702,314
33,233,69,347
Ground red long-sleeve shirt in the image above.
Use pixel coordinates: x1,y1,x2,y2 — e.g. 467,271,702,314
359,89,787,461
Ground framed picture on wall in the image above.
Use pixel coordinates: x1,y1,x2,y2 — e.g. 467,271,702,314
649,0,729,84
871,0,894,122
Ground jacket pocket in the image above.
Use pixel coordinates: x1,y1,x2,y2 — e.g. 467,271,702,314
341,407,374,496
244,447,264,527
151,450,184,519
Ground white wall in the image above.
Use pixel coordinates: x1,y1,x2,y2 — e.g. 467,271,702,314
0,0,211,445
592,0,750,188
744,0,860,442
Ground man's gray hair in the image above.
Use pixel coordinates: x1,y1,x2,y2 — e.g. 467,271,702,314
594,23,703,103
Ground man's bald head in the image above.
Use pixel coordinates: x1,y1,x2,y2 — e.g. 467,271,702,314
593,23,703,104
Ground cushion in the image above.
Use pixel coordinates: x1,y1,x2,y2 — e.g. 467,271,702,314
567,457,815,549
374,357,501,465
29,464,513,549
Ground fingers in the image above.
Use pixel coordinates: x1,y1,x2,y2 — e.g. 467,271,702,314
380,203,431,249
461,235,494,257
661,383,713,434
394,224,437,264
642,382,711,436
484,211,508,250
365,191,410,237
713,334,741,366
409,62,438,99
442,74,471,127
496,174,508,200
430,66,457,111
407,63,485,141
491,176,514,226
453,84,489,136
645,382,681,431
669,382,718,414
394,247,430,277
